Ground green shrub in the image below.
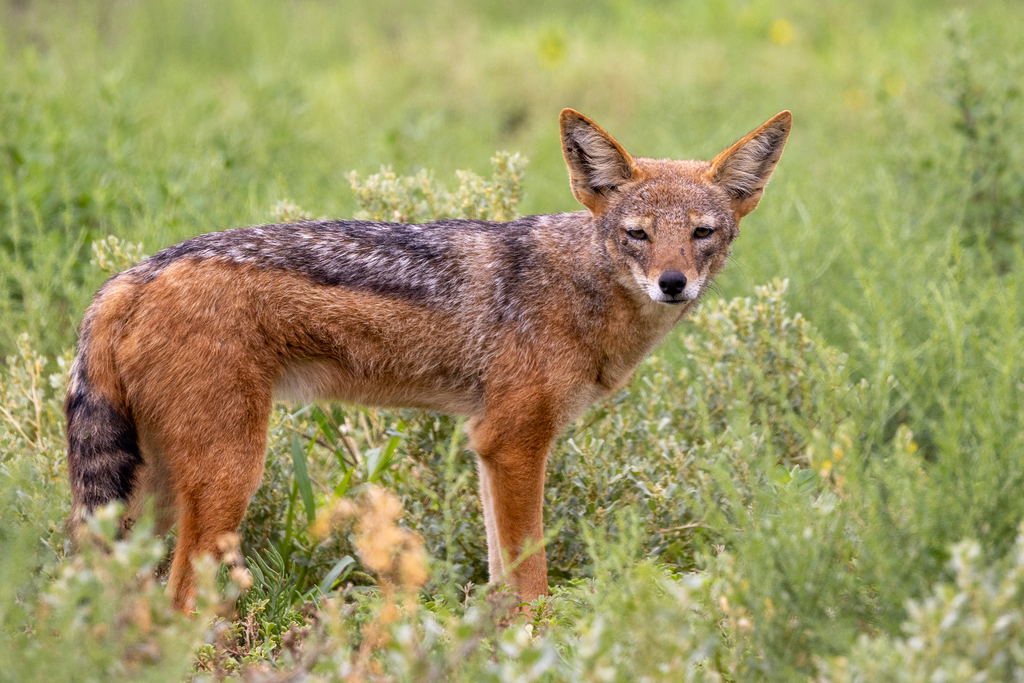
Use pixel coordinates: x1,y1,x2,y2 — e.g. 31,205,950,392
943,11,1024,272
348,151,526,224
824,528,1024,683
0,507,213,683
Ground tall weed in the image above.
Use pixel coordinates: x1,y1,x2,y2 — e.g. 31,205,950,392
944,11,1024,272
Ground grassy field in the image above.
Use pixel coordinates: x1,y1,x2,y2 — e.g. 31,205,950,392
2,0,1024,680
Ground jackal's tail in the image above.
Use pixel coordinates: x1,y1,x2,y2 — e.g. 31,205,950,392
65,276,142,539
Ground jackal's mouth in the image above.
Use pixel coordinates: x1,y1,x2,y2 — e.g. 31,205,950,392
645,290,692,306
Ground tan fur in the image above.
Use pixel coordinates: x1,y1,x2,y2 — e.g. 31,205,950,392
66,109,791,610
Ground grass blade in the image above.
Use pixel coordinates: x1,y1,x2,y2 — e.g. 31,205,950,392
318,555,356,596
291,431,316,524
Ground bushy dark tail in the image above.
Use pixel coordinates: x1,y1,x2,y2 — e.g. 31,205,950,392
65,278,142,538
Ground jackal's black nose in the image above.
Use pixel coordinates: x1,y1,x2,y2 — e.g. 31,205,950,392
658,270,687,297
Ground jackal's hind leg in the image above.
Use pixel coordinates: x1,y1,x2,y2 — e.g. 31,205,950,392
162,398,270,611
167,444,266,611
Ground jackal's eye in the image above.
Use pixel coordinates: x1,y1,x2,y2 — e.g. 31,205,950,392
626,228,648,240
693,226,714,239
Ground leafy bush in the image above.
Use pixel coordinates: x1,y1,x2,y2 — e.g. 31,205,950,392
825,529,1024,683
348,151,526,224
943,11,1024,272
1,507,213,683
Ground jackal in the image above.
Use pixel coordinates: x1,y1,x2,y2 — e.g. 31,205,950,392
65,108,791,610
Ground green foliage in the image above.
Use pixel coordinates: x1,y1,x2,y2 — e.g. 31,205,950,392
0,332,69,457
270,199,316,224
90,235,147,276
1,508,209,683
348,151,527,223
944,11,1024,271
825,530,1024,682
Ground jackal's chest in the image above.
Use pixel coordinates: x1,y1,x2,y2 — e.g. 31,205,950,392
593,301,691,392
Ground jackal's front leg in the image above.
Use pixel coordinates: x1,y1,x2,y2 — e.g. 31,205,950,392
470,409,554,604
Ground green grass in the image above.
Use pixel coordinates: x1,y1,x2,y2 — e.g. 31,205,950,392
2,1,1024,680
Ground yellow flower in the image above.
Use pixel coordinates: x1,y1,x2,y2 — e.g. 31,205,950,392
769,19,794,46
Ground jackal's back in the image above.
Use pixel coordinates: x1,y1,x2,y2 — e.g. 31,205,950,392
133,215,599,314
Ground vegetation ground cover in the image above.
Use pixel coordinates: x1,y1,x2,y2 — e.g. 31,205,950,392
2,1,1023,680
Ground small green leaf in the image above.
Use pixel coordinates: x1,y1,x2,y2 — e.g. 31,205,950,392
291,431,316,524
318,555,356,596
334,467,355,498
363,447,382,481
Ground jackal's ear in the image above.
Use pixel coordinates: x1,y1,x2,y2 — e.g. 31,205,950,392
560,109,637,215
707,111,792,219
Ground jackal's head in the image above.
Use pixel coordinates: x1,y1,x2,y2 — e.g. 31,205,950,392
560,108,791,305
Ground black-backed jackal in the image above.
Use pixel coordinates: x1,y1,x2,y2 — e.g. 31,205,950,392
66,108,791,610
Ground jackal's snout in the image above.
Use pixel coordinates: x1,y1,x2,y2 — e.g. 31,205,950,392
658,270,687,298
649,268,703,305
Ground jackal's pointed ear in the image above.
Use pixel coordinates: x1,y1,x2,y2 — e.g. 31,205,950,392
707,111,792,219
560,109,637,215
